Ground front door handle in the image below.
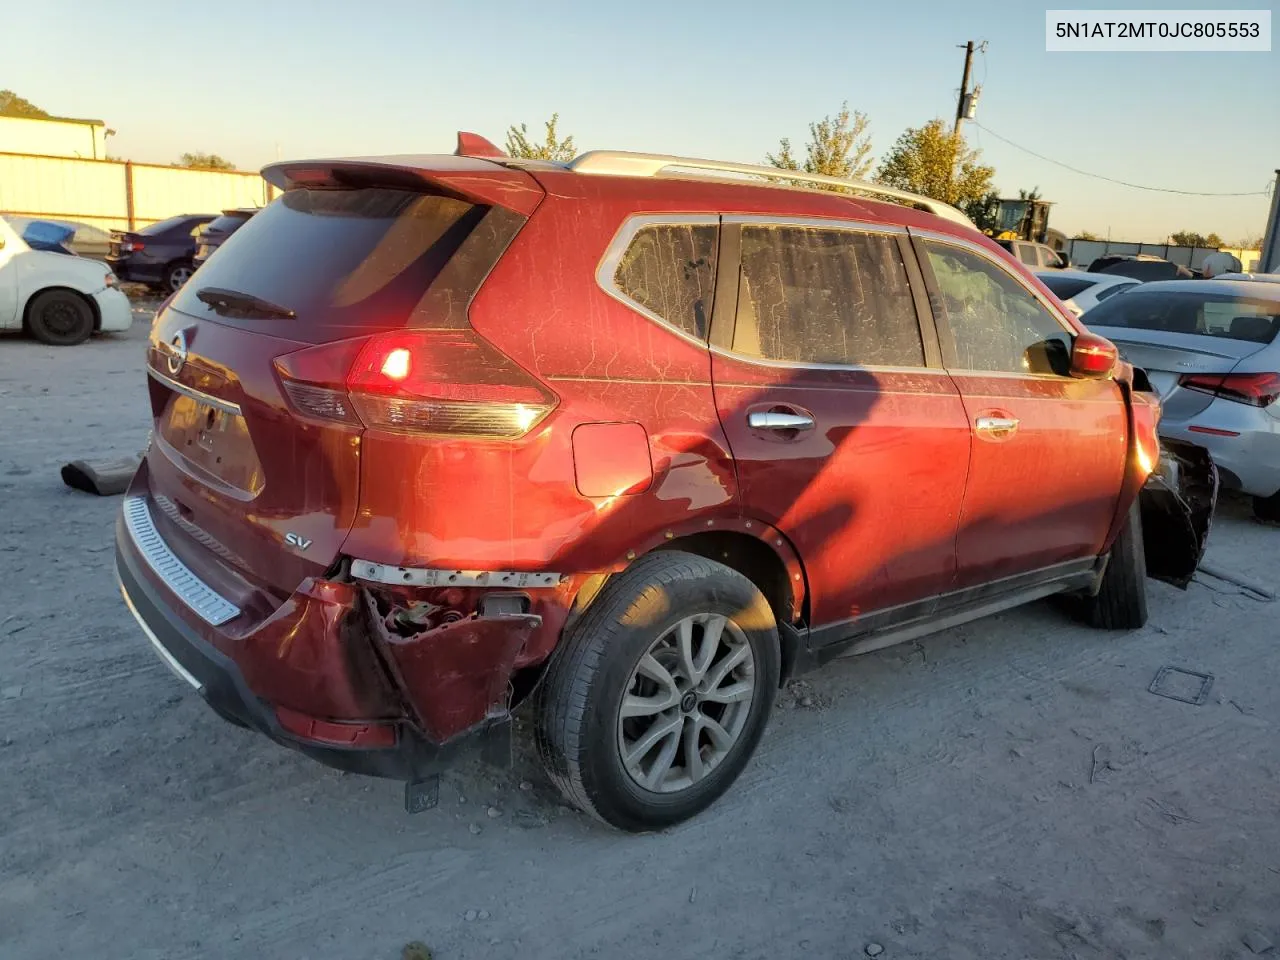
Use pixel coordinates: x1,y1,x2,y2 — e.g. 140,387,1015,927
748,411,816,432
975,415,1020,439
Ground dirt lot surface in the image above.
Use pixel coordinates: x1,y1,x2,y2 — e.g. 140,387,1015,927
2,313,1278,960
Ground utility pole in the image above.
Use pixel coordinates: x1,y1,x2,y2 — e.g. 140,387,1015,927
954,41,975,137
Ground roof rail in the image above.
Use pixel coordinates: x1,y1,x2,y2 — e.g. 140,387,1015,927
567,151,974,228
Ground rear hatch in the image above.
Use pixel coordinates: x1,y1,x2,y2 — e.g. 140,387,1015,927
1085,286,1280,420
141,159,543,604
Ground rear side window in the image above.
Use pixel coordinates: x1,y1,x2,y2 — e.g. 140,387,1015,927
612,223,718,340
1039,275,1093,300
1084,290,1280,343
733,225,924,367
1017,245,1039,266
172,188,486,329
923,240,1072,375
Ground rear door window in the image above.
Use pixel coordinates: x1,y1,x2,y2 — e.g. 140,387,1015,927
611,223,718,340
171,188,487,333
1017,244,1039,266
923,240,1072,375
732,224,925,367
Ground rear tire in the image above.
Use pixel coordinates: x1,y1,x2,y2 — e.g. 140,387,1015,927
1252,492,1280,523
1084,501,1149,629
536,551,780,832
163,261,193,293
26,289,95,346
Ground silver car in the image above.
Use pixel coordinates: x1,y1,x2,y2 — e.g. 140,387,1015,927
1084,280,1280,520
1036,269,1140,317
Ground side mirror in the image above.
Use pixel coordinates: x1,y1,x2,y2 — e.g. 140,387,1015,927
1071,332,1118,379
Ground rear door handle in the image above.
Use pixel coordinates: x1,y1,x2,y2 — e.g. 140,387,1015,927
975,416,1020,439
748,411,816,432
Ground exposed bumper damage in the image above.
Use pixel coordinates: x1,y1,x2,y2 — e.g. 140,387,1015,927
363,587,542,744
1139,438,1219,588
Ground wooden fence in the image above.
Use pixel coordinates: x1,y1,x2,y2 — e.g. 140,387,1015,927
0,152,275,232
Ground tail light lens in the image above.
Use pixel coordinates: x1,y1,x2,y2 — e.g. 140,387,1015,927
1179,372,1280,408
122,240,144,252
274,330,557,438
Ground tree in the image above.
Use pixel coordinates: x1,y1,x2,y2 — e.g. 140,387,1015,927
0,90,50,119
1017,187,1043,201
505,113,576,161
875,118,996,218
174,152,236,171
1234,234,1263,249
1169,230,1224,248
766,102,873,185
1076,230,1103,241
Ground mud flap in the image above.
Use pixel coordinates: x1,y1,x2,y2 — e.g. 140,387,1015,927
1139,438,1218,588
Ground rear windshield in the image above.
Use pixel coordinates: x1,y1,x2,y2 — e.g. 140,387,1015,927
1039,275,1093,300
171,188,485,329
140,215,202,237
1085,289,1280,344
204,214,252,233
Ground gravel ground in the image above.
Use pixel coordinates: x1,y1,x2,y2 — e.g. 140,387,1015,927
1,311,1278,960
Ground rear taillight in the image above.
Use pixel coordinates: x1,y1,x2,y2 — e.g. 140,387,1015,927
273,330,557,438
122,240,144,253
1179,372,1280,408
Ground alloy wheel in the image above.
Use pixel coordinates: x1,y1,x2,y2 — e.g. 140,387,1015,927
616,613,757,794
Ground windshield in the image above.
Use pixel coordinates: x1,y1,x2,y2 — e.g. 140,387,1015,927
1039,276,1094,300
1085,289,1280,344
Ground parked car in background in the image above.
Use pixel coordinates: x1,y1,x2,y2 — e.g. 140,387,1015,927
995,238,1070,270
2,216,113,262
107,214,214,293
1035,269,1139,317
0,217,132,344
1216,272,1280,284
193,208,259,270
1084,279,1280,520
115,139,1215,831
1088,254,1193,282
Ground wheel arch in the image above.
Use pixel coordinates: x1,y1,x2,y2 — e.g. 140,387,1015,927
549,515,809,687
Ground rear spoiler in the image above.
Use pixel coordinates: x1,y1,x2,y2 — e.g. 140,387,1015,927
260,154,543,216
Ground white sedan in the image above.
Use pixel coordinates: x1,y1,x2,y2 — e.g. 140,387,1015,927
1035,268,1140,317
0,216,133,345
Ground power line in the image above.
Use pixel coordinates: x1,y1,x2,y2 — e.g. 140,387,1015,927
972,122,1270,197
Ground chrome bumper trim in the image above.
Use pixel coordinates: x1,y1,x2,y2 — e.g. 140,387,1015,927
350,558,563,589
118,579,204,691
122,495,240,626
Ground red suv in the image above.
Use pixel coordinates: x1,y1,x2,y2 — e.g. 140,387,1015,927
115,134,1215,831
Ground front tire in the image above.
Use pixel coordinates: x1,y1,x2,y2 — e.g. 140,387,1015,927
1084,501,1149,629
536,551,780,831
26,289,95,346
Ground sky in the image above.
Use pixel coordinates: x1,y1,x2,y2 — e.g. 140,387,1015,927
6,0,1278,243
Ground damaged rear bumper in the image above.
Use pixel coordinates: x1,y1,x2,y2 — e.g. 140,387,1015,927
1139,438,1219,588
115,509,536,782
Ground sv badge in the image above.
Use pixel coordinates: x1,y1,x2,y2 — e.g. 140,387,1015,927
285,532,313,551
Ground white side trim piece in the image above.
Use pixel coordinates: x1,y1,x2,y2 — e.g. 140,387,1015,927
121,496,241,626
350,559,562,589
118,580,204,691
